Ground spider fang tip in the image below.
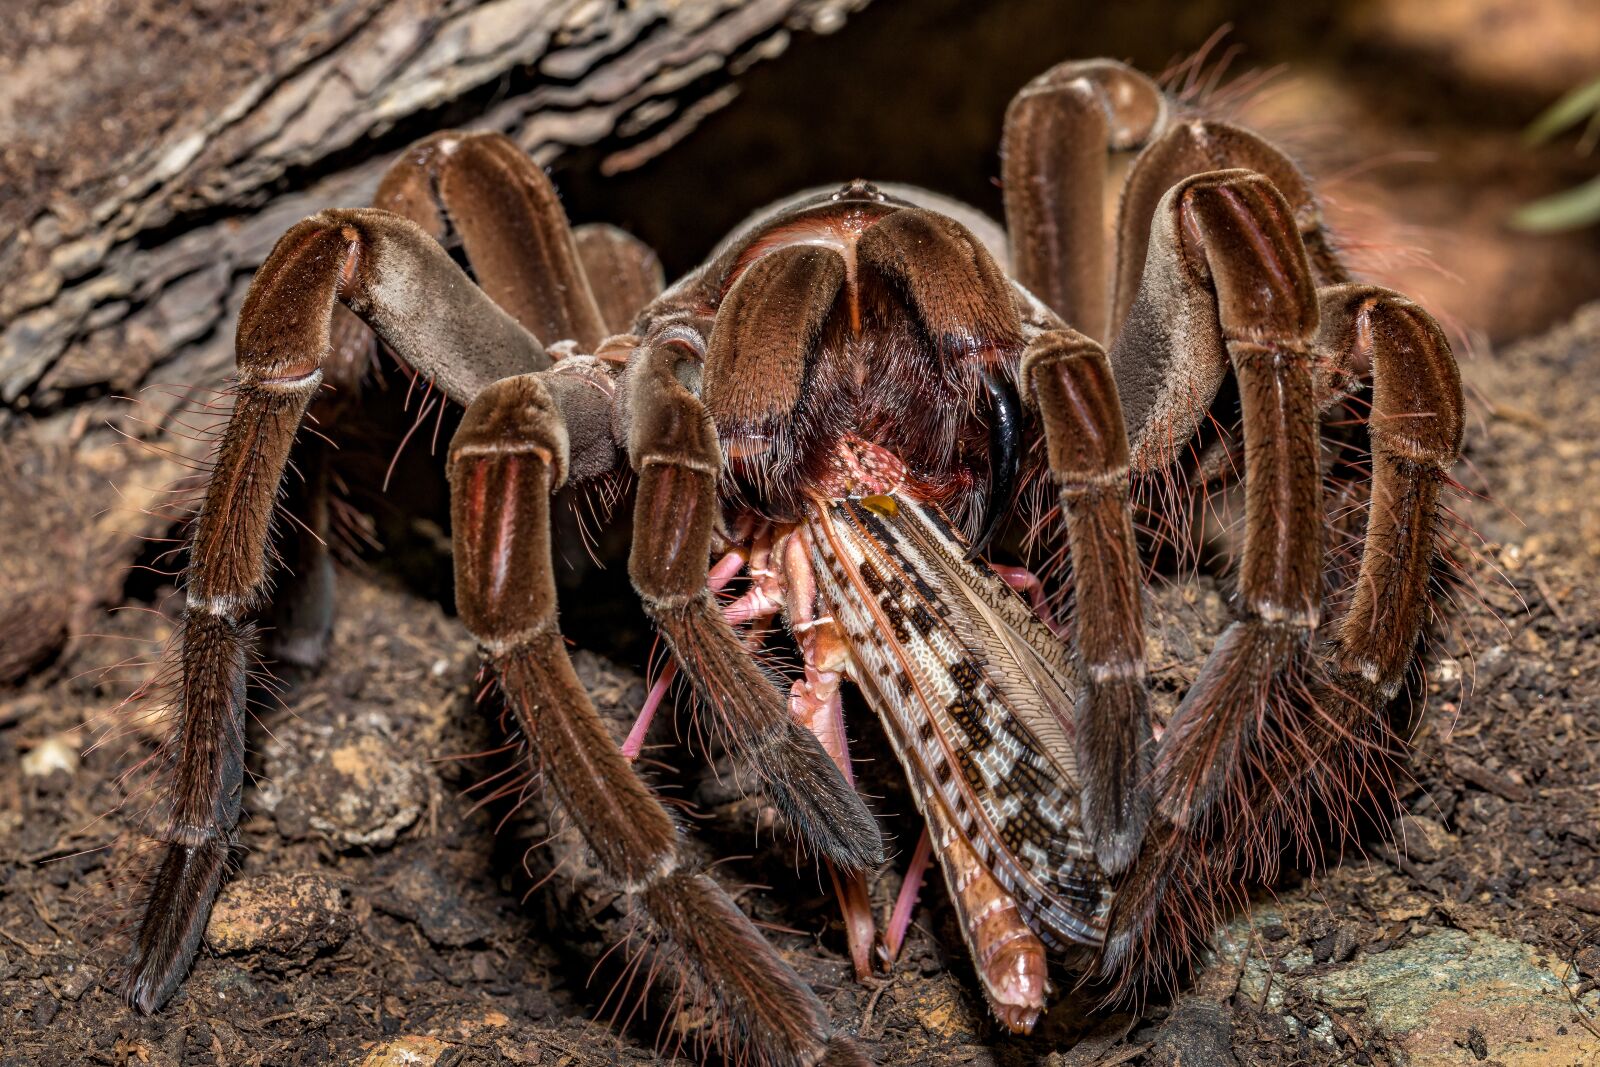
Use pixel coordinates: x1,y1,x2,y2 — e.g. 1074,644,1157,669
965,368,1022,561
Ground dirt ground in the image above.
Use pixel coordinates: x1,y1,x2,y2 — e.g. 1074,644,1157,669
5,3,1600,1066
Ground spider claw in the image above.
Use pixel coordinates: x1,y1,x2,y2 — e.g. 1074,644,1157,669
1083,781,1151,876
121,838,233,1014
1078,680,1154,875
1154,619,1305,830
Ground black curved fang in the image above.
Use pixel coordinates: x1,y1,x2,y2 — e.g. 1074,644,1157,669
966,369,1022,561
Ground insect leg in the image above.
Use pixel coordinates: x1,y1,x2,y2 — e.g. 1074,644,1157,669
781,529,881,982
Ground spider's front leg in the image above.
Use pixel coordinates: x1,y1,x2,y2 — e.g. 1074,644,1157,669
450,353,872,1066
1020,329,1151,874
625,329,886,874
121,208,548,1012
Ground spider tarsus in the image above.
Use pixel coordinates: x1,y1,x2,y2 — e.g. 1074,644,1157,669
1153,618,1304,830
1076,670,1153,874
122,837,232,1014
640,869,840,1067
653,601,885,871
1098,821,1233,1005
120,606,249,1013
1081,773,1151,878
751,720,887,871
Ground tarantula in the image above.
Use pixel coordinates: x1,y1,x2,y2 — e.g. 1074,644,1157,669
118,58,1462,1065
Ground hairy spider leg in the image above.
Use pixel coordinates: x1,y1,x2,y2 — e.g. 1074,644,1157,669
1002,59,1462,999
1020,330,1153,875
263,131,637,671
121,206,547,1014
450,368,868,1067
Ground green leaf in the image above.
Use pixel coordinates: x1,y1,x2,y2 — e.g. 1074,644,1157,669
1510,173,1600,232
1525,76,1600,145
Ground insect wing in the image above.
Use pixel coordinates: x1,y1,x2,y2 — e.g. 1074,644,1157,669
805,496,1109,947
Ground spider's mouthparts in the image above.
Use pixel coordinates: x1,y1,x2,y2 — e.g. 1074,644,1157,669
966,368,1022,561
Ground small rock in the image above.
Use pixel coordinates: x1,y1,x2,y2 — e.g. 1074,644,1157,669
206,872,351,960
1312,926,1360,965
20,734,78,778
54,961,95,1000
378,858,487,948
31,996,58,1028
1146,997,1237,1067
360,1035,451,1066
1304,929,1599,1066
277,728,429,848
1394,813,1455,864
1464,1025,1489,1060
1304,915,1335,946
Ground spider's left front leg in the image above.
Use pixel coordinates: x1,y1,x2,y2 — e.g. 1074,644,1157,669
623,328,885,873
1021,328,1152,875
452,356,872,1066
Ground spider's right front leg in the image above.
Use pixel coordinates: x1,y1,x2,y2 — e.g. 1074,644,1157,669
450,366,870,1067
122,208,546,1013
